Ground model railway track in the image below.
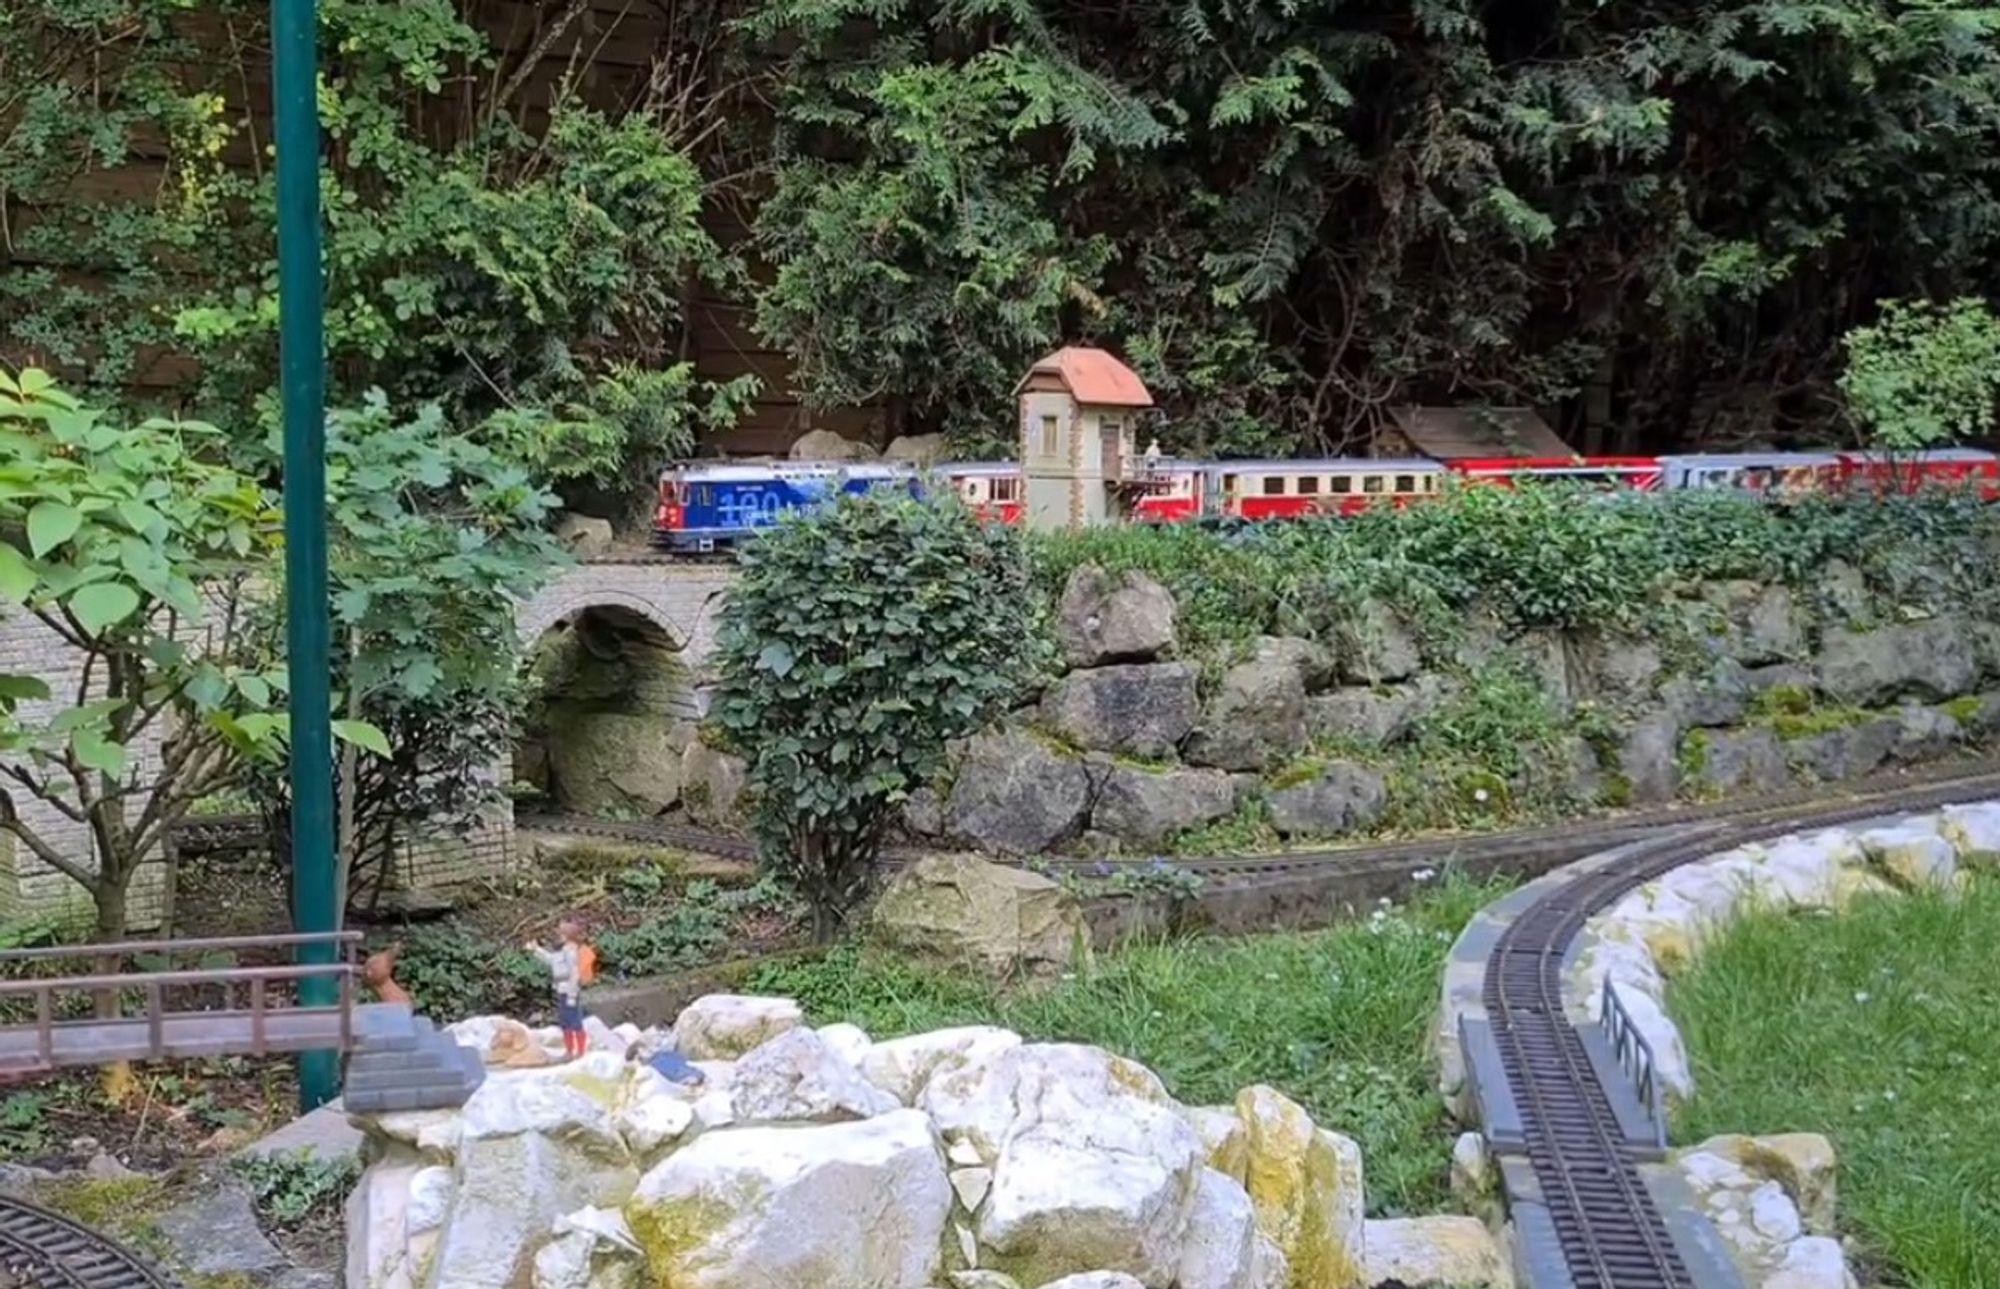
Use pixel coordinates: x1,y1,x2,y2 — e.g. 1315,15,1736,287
0,1197,178,1289
516,753,2000,879
1481,766,2000,1287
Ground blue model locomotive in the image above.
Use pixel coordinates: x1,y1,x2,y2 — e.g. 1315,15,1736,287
651,461,922,553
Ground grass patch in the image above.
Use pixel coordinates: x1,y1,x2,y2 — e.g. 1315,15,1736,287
1669,881,2000,1287
746,870,1512,1216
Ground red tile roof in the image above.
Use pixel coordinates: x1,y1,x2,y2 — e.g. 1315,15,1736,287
1016,347,1154,407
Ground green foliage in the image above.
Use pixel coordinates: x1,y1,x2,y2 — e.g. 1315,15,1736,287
394,926,548,1020
596,877,802,977
715,493,1048,935
747,869,1514,1215
0,372,384,932
1672,881,2000,1285
1839,298,2000,452
1028,857,1207,903
232,1149,362,1229
1,0,747,491
1032,486,2000,659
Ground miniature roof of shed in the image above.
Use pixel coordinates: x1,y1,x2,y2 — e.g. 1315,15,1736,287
1387,405,1574,461
1016,347,1154,407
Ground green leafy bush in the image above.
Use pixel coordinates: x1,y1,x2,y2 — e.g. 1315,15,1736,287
233,1149,362,1229
1840,298,2000,451
394,927,546,1021
715,493,1049,937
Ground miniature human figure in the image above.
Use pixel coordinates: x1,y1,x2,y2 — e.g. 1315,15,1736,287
525,917,594,1060
362,942,410,1006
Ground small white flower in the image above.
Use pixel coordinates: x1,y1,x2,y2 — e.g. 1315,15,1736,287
1473,788,1490,803
1852,990,1870,1004
1882,1090,1898,1102
1150,1009,1164,1019
1411,867,1437,883
1262,972,1279,982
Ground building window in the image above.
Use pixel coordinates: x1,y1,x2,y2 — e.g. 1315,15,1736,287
1261,476,1286,496
1040,415,1059,456
1297,476,1321,495
1362,475,1384,495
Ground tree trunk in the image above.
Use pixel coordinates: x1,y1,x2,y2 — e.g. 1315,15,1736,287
92,878,137,1104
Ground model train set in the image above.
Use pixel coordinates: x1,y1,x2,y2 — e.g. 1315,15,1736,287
651,446,2000,552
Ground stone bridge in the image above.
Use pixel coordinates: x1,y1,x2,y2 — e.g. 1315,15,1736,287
0,556,739,927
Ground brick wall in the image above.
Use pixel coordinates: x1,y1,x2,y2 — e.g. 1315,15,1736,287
0,559,738,925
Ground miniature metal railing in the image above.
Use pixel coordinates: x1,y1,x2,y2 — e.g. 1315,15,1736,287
0,931,361,1071
1599,975,1669,1151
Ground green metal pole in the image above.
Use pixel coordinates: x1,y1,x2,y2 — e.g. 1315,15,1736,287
273,0,338,1112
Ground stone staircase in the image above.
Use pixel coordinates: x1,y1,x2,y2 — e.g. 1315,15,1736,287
343,1005,485,1114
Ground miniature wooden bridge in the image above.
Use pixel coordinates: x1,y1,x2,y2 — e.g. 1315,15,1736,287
0,932,482,1111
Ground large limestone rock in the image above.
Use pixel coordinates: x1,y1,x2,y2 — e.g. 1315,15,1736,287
1184,660,1308,772
1248,636,1337,691
1818,618,1977,705
625,1109,950,1287
1182,1108,1248,1187
1265,762,1387,838
870,855,1086,983
1786,717,1900,783
1039,663,1198,758
430,1132,639,1289
1033,1276,1145,1289
1305,681,1438,748
1175,1168,1284,1289
1940,801,2000,867
346,1162,419,1289
922,1044,1204,1285
544,709,682,816
860,1027,1023,1106
1091,766,1236,847
1686,1133,1838,1236
1363,1216,1513,1288
457,1053,633,1154
1570,633,1663,709
1334,603,1421,683
680,739,747,829
729,1028,900,1124
1617,715,1681,805
1056,566,1178,667
1697,581,1802,665
1857,821,1959,891
1234,1086,1365,1289
1676,1143,1854,1287
1689,727,1789,796
946,728,1093,854
672,995,804,1061
790,428,877,460
532,1206,644,1289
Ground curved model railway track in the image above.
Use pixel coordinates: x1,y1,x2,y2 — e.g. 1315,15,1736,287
1481,766,2000,1288
0,1196,178,1289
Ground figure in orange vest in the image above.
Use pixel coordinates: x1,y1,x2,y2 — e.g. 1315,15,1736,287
526,917,597,1060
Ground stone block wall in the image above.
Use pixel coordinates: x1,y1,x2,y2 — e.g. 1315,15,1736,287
910,562,2000,858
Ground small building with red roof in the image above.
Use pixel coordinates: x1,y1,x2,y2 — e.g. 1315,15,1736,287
1014,346,1155,530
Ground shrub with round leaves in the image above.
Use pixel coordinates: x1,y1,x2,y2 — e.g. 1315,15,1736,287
713,490,1048,937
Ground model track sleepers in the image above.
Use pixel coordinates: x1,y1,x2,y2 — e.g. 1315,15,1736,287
1476,770,2000,1287
0,1197,178,1289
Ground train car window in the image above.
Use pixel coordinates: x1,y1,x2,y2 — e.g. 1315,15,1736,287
1426,475,1440,493
1330,476,1353,494
1222,473,1239,495
994,477,1019,501
1261,476,1286,496
1297,476,1321,495
1394,474,1415,493
1362,475,1385,495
